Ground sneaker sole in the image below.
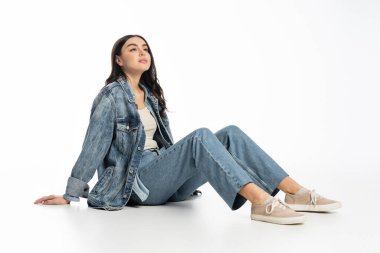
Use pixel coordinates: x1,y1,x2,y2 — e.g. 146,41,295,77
287,202,342,212
250,214,305,225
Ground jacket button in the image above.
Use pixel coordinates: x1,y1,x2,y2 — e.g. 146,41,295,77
137,146,141,150
123,194,127,198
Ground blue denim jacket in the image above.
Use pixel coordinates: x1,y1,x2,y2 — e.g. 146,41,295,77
63,75,174,210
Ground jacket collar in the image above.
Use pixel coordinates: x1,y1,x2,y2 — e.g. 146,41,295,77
116,75,155,104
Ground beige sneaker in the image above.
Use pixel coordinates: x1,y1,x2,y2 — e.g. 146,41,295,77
251,197,305,225
285,189,342,212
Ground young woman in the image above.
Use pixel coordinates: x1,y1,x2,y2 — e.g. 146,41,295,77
34,34,342,225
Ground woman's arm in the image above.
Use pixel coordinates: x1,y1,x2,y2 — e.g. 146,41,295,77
63,94,115,202
34,93,115,205
161,110,174,144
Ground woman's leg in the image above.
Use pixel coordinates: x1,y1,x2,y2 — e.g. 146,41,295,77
214,125,291,196
213,125,341,213
238,182,273,205
166,125,298,205
277,176,303,194
134,126,306,224
166,172,272,206
136,127,262,210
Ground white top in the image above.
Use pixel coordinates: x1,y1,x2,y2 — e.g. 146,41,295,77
137,107,159,150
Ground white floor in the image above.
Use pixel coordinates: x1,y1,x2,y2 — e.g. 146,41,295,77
1,1,379,252
2,169,378,253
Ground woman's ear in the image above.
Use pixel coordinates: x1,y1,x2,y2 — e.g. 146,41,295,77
115,56,122,67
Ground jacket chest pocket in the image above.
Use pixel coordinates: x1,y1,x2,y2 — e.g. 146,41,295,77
116,117,139,154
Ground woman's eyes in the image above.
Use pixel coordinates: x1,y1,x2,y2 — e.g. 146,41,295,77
130,48,149,52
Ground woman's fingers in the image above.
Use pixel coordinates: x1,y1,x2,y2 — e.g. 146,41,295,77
44,199,54,205
34,195,61,204
34,195,51,204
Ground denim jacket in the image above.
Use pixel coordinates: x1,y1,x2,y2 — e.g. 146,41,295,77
63,75,174,210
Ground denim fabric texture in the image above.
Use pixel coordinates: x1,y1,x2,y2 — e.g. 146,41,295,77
63,75,288,211
128,126,289,210
63,75,174,210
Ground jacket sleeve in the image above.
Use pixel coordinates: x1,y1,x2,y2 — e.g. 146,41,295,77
161,110,174,144
63,94,115,202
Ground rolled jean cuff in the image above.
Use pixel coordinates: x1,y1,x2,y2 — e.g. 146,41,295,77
65,176,90,198
63,193,80,202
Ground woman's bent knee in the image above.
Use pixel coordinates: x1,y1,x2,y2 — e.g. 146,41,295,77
217,125,242,136
193,127,214,138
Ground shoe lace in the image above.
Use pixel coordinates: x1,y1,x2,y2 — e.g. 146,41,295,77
265,198,290,215
310,189,321,206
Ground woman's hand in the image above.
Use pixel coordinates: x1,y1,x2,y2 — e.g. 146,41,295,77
34,195,70,205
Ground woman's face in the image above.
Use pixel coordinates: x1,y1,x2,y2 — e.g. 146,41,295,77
116,36,151,76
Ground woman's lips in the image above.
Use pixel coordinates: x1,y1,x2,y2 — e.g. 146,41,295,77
139,60,147,64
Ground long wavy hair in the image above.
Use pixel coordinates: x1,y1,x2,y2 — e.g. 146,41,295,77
105,34,168,117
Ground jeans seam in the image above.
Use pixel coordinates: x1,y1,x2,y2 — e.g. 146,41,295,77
229,152,272,192
193,135,242,191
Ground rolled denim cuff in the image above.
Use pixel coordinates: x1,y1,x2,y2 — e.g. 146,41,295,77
63,193,80,202
65,176,90,199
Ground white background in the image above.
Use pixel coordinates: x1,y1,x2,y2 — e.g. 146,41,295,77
0,0,379,252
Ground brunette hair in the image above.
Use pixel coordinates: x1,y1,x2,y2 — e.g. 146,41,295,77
105,34,168,117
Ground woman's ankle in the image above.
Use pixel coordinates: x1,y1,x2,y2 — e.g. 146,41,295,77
251,194,272,206
239,182,272,205
278,176,303,194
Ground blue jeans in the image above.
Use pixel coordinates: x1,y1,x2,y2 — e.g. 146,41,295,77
128,125,289,210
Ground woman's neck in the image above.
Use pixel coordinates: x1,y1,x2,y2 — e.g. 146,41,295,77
124,72,142,90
